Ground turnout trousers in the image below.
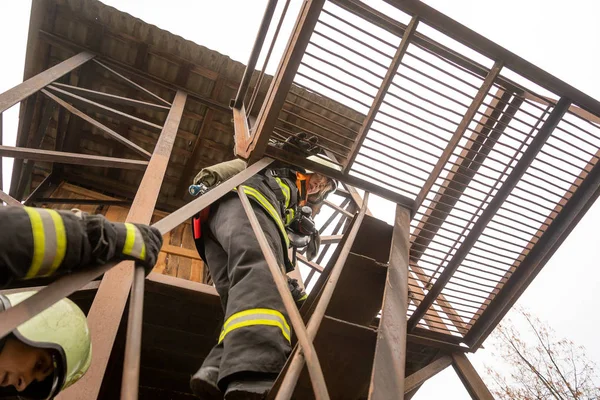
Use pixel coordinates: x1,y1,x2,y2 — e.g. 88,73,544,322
200,194,291,386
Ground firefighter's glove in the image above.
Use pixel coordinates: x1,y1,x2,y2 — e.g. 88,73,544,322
288,276,308,308
113,222,164,274
281,132,321,157
306,230,321,261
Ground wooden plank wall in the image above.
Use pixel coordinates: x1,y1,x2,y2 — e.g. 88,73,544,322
47,182,204,282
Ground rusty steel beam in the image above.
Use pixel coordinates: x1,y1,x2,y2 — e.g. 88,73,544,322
46,84,163,133
120,90,187,400
404,355,453,394
344,16,419,172
0,52,94,114
0,113,3,190
368,204,410,399
92,59,171,106
451,353,494,400
276,194,369,400
60,90,187,400
385,0,600,117
175,77,226,199
406,98,570,332
1,158,274,345
233,0,278,108
33,198,131,206
0,189,21,206
0,145,148,170
242,0,326,161
465,149,600,349
410,90,515,263
267,145,415,211
41,89,152,159
51,82,171,112
414,61,503,213
15,100,56,200
238,188,331,400
323,199,353,218
23,173,59,206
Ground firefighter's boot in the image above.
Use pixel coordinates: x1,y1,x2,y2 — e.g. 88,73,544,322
190,366,222,400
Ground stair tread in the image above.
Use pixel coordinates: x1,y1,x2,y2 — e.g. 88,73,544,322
350,214,393,263
301,215,392,326
269,316,377,400
305,252,387,326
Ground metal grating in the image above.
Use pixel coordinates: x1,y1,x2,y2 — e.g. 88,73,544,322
256,0,600,342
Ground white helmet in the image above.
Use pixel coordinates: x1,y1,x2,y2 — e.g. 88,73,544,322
0,292,92,399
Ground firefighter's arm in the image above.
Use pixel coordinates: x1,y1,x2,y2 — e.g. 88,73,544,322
0,206,162,285
193,158,247,187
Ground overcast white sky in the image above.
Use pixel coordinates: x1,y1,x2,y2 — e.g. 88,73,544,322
1,0,599,398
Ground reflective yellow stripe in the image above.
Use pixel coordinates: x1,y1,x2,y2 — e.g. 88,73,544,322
274,177,290,208
219,308,291,344
236,185,290,247
123,223,146,261
23,207,45,279
46,209,66,276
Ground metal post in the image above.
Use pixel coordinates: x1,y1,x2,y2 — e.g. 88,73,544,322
233,0,278,109
276,193,369,400
120,90,187,400
58,90,187,400
241,0,326,160
451,353,494,400
404,355,452,394
237,188,330,400
368,204,410,399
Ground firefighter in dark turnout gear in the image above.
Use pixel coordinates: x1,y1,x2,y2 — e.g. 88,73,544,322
189,145,338,399
0,206,163,399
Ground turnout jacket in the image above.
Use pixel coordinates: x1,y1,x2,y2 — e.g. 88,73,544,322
193,159,311,272
0,206,162,286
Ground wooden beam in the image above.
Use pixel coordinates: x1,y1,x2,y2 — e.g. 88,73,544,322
345,16,419,172
0,52,94,114
0,145,149,170
160,244,202,260
404,355,452,394
414,61,503,212
46,85,163,133
41,89,152,159
51,82,171,112
243,0,326,161
58,91,188,400
451,353,494,400
368,205,410,399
